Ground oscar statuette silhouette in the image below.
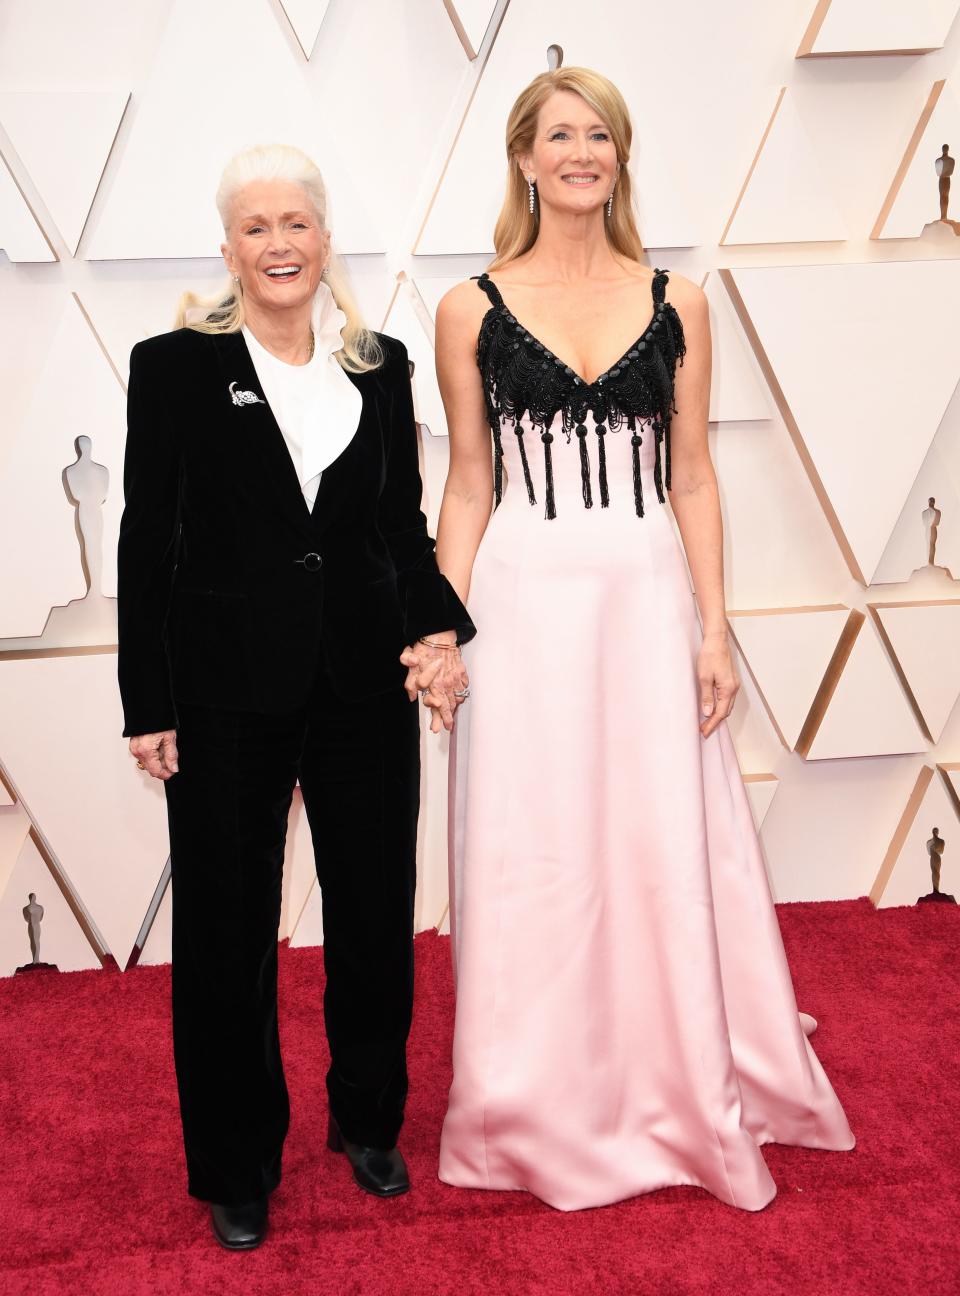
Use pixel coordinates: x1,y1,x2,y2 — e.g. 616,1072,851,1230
14,893,60,974
917,828,956,905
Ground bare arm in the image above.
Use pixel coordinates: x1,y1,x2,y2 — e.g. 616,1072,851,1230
666,281,739,736
434,281,496,604
400,281,493,733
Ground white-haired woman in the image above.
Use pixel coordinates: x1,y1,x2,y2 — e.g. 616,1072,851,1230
117,144,473,1249
427,68,854,1212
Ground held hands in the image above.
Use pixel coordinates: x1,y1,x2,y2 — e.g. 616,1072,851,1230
129,730,179,780
400,632,469,734
697,630,739,738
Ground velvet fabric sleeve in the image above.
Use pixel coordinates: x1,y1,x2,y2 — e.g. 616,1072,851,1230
378,338,476,647
117,341,182,737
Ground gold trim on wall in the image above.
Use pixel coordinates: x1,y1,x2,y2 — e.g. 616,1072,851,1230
72,291,126,392
719,87,785,247
794,609,864,757
939,762,960,817
442,0,481,59
72,92,131,258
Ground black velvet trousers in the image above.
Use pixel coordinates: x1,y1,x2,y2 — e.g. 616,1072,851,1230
164,666,420,1205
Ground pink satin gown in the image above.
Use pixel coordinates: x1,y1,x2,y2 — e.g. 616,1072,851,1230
439,270,855,1212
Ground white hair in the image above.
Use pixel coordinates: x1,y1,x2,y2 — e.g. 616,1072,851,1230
215,142,328,231
175,143,381,373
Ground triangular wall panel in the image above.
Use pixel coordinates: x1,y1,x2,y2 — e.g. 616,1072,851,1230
743,774,779,830
0,834,101,975
703,273,771,422
721,88,847,246
442,0,499,58
870,765,960,908
0,296,125,638
0,800,31,896
0,148,55,262
873,81,960,240
85,0,383,259
0,91,130,254
799,0,960,57
382,279,448,437
411,276,464,322
728,606,856,752
726,261,960,584
279,790,321,943
870,600,960,743
290,878,325,948
136,868,172,967
806,619,929,760
871,395,960,584
0,652,170,966
278,0,331,58
942,762,960,807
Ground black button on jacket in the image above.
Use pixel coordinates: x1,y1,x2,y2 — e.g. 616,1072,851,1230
117,327,474,737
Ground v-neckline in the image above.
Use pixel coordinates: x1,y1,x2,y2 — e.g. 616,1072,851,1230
479,272,663,390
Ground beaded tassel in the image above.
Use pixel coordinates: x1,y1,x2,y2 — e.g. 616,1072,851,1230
492,426,504,506
515,427,536,504
575,424,593,508
541,430,556,520
596,425,609,507
631,433,645,517
653,425,664,504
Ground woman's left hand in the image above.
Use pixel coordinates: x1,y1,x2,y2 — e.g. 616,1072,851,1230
400,633,470,734
697,630,739,738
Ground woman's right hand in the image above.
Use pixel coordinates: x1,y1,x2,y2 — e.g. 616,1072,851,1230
129,730,179,780
400,636,469,734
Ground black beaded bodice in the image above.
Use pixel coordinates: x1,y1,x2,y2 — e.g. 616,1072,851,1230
474,269,686,519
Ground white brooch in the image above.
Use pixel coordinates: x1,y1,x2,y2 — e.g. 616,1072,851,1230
229,381,265,406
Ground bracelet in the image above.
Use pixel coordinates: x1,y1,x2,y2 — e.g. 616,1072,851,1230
418,637,460,651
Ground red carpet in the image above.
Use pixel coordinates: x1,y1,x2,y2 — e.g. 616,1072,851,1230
1,898,957,1296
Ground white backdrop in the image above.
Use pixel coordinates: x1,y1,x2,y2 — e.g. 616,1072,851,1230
1,0,960,975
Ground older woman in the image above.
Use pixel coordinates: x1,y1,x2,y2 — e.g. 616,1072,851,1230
117,144,473,1249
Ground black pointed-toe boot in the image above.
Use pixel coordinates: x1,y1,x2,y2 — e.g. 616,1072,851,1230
327,1116,410,1198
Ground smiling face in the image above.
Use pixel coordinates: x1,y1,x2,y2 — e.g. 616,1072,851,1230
519,89,619,218
220,179,330,318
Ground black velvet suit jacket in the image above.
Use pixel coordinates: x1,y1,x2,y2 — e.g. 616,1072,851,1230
117,327,474,738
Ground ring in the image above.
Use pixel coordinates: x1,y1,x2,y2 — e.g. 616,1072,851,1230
453,688,471,699
135,760,146,770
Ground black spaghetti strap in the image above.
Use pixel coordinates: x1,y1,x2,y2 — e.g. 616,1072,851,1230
474,272,505,309
651,266,669,306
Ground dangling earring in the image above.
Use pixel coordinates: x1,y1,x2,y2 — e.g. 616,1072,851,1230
528,177,536,214
232,274,240,283
606,191,614,218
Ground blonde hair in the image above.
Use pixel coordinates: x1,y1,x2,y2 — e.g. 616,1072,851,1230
175,143,381,373
489,67,644,270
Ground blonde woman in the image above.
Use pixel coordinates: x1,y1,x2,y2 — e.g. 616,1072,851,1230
117,144,473,1248
425,69,854,1212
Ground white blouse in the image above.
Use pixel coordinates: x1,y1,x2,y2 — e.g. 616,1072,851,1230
242,283,363,510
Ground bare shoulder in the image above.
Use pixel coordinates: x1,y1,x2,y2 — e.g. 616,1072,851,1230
436,278,490,341
661,269,707,319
